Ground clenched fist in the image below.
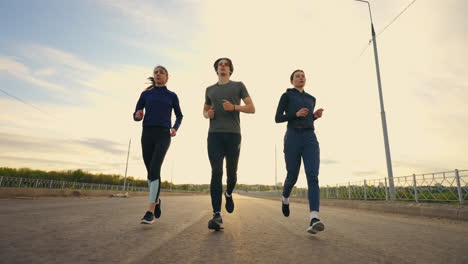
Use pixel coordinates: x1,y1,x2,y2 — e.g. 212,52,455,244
135,109,144,120
313,108,324,119
296,108,309,117
222,100,235,111
207,106,215,118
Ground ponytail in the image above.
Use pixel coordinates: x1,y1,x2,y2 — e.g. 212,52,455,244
146,77,155,90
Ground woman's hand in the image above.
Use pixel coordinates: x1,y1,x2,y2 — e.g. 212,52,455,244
313,108,324,119
170,128,177,137
135,109,144,120
296,108,309,117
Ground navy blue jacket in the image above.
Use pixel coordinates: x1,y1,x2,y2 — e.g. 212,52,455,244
133,86,183,130
275,88,317,129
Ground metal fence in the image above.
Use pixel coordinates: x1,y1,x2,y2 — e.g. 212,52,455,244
321,169,467,204
2,169,467,204
243,169,468,204
0,176,149,192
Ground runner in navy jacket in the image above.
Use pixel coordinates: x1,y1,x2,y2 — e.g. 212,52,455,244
275,69,325,234
134,65,183,224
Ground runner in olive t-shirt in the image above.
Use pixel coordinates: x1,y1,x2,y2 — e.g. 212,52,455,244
202,58,255,231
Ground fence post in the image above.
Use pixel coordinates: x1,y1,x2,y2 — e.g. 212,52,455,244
34,179,39,188
326,185,329,199
336,184,339,199
455,169,464,204
348,182,351,200
61,181,65,189
413,174,418,203
384,178,388,201
18,177,22,188
364,180,367,200
0,176,3,187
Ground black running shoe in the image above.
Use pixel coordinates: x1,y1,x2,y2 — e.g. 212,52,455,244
307,218,325,234
224,191,234,213
208,212,224,231
154,199,161,219
140,211,154,224
282,200,290,217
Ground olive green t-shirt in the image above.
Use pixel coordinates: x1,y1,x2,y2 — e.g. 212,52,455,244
205,81,250,134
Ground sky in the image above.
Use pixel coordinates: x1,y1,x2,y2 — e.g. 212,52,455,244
0,0,467,187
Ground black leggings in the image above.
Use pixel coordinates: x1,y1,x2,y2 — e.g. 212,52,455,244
142,126,171,203
208,132,241,213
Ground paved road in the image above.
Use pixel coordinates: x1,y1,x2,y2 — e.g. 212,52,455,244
1,194,467,264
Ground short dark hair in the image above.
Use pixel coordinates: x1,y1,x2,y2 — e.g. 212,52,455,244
290,69,304,82
213,57,234,75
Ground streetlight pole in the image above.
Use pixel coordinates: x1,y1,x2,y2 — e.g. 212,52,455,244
123,138,131,191
170,161,174,192
275,144,277,190
355,0,395,200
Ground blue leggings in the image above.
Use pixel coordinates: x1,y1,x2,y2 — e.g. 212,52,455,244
282,128,320,211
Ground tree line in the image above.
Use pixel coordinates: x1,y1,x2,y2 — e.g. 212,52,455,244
0,167,281,192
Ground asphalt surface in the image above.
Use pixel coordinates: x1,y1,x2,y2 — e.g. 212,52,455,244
1,194,467,264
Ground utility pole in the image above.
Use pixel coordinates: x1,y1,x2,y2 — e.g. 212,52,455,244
275,144,278,190
355,0,395,200
123,138,131,191
170,161,174,192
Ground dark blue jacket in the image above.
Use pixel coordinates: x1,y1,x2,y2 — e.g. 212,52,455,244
133,86,183,130
275,88,316,129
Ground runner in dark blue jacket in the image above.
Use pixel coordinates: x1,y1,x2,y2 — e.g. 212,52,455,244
134,65,183,224
275,69,325,234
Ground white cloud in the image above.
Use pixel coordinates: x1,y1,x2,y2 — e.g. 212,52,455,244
34,67,57,77
97,0,199,39
0,56,66,91
19,44,100,73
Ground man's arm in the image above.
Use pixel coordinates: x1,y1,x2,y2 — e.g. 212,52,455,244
203,104,215,119
229,97,255,114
